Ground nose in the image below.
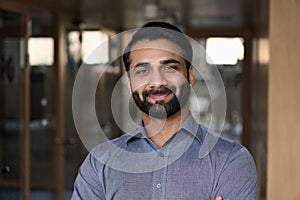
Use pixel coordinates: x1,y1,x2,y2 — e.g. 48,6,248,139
148,70,167,87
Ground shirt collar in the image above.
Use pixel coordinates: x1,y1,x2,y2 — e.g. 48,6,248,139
125,114,203,145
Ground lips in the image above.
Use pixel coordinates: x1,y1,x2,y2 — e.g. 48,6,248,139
148,92,172,101
144,88,174,103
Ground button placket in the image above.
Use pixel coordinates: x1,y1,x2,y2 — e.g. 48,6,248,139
150,149,169,199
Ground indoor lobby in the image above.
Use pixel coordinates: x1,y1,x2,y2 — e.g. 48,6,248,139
0,0,299,199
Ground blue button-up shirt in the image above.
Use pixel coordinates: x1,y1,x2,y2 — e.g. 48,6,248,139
72,115,257,200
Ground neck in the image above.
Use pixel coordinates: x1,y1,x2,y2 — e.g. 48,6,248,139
142,106,190,148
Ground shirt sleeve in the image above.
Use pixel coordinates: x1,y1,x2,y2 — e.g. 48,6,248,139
212,147,258,200
71,153,106,200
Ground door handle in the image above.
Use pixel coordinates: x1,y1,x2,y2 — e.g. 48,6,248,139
0,165,10,175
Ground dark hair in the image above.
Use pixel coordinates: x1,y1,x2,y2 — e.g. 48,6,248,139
122,21,193,72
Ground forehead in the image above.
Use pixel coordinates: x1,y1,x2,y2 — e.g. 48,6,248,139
129,39,184,65
130,39,182,56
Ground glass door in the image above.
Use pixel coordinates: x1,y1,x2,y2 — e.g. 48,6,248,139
0,8,29,199
29,7,62,200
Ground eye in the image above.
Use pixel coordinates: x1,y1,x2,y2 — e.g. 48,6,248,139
163,65,178,72
135,67,149,75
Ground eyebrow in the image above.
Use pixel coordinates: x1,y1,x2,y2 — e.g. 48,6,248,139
132,58,181,69
133,62,150,69
160,58,181,65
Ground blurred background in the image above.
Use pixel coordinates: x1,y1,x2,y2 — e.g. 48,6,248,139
0,0,299,199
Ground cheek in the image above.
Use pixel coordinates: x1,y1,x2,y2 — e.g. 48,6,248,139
130,78,149,92
132,85,146,100
166,70,188,84
168,76,188,91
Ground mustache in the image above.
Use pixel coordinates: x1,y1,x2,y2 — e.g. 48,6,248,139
142,86,176,97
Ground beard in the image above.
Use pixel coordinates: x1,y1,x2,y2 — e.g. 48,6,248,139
132,82,191,119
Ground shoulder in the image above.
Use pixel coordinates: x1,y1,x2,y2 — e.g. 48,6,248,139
197,124,247,155
88,132,133,161
197,125,257,197
202,133,258,198
196,124,256,169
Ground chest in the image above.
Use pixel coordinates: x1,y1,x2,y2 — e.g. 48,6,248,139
103,156,216,200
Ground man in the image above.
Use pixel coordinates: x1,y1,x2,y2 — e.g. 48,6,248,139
72,22,257,200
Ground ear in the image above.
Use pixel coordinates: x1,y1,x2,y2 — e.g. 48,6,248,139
188,66,195,86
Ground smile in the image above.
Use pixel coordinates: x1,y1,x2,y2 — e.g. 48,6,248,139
147,91,173,102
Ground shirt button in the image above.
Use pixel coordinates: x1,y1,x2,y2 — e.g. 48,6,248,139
156,183,161,189
159,152,164,157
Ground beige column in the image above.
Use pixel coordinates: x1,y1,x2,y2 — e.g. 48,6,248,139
268,0,300,198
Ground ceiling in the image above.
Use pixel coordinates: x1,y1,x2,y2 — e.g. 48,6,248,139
61,0,254,33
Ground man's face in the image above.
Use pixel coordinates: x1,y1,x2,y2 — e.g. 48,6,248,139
128,39,194,119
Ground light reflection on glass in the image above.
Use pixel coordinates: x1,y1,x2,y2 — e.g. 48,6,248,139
206,37,244,65
28,37,54,66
